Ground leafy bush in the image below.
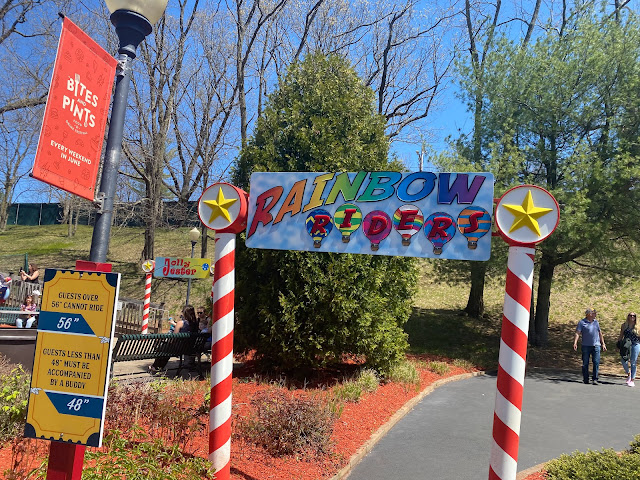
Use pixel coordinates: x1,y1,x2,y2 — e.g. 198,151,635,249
333,368,379,403
453,358,474,370
233,53,417,374
629,434,640,455
105,379,208,454
427,361,450,376
240,389,336,456
333,381,363,403
356,368,380,393
387,360,420,385
0,356,30,442
544,448,640,479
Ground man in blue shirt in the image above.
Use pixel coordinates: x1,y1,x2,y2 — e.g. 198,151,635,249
573,308,607,385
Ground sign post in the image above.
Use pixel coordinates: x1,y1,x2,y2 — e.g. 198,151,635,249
489,185,559,480
141,260,154,334
197,182,247,480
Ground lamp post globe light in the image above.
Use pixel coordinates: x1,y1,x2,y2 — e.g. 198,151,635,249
185,227,200,306
88,0,169,264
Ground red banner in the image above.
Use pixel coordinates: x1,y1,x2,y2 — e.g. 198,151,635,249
31,17,117,201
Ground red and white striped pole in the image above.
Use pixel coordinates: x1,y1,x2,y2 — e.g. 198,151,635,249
141,260,155,334
489,246,534,480
490,185,559,480
209,233,236,477
197,182,248,480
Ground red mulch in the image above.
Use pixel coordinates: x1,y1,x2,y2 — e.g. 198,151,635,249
0,355,544,479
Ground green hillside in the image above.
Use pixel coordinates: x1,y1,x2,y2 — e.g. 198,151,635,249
1,224,633,374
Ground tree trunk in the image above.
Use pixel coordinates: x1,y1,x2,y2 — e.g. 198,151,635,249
67,207,73,237
464,261,486,317
532,256,555,347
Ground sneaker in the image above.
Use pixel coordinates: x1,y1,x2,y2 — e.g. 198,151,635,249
592,380,598,385
629,381,635,387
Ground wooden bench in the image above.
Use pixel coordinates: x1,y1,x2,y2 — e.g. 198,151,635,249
111,332,210,378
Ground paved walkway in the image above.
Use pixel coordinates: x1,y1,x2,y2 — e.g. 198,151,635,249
346,370,637,480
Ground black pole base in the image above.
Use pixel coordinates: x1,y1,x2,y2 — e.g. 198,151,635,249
110,9,152,58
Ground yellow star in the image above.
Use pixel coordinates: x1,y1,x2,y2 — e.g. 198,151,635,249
204,188,237,224
142,260,154,272
502,190,553,236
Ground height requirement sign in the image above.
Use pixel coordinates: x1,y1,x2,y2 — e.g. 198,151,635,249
246,171,494,260
25,269,121,447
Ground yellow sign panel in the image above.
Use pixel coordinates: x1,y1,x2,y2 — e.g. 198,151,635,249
25,269,120,447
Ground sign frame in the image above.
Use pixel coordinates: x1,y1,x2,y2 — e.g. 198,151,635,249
24,268,121,447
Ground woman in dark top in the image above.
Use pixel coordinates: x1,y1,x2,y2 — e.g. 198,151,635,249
20,263,40,283
149,305,199,373
618,312,640,387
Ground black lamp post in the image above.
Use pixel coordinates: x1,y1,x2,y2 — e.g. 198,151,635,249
89,0,168,263
185,227,200,306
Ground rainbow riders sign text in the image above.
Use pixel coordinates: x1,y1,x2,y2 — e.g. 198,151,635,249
245,172,494,261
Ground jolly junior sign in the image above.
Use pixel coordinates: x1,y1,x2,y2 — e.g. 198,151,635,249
245,171,495,260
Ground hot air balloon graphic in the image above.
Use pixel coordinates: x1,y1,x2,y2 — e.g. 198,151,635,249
393,205,424,246
457,206,491,249
306,209,333,248
424,212,456,255
362,210,392,251
334,203,362,243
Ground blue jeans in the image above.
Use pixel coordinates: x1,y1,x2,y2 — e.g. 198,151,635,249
581,345,600,383
621,343,640,380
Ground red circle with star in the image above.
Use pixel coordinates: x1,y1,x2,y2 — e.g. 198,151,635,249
198,182,248,233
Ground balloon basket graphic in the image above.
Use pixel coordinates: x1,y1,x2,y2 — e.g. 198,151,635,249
467,241,477,250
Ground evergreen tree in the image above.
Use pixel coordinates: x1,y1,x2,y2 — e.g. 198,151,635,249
232,53,417,373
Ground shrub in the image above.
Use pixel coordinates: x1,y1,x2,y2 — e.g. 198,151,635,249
427,361,450,376
240,389,336,456
453,358,474,370
233,53,417,373
333,381,363,403
333,368,379,403
387,360,420,385
629,434,640,455
356,368,380,393
105,379,208,455
544,449,640,479
0,357,30,442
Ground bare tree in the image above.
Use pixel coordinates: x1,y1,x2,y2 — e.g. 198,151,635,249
123,0,199,260
0,111,37,229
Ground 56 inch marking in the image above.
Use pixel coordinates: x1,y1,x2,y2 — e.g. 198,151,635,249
56,317,80,330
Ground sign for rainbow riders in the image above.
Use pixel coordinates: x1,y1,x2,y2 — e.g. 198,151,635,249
245,171,494,261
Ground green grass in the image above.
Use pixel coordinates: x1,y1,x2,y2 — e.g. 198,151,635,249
2,225,638,374
0,225,216,316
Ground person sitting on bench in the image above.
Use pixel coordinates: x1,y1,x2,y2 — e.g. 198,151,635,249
149,305,199,373
17,294,37,328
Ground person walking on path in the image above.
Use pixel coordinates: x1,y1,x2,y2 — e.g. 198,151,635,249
574,308,607,385
617,312,639,387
